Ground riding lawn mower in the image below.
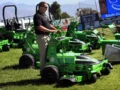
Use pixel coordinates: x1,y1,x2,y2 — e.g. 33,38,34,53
19,29,112,84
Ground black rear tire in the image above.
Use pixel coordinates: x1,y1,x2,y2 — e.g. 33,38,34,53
19,54,35,69
101,66,111,75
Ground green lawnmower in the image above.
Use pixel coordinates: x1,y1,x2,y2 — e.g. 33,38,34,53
19,30,112,84
1,5,27,48
66,21,105,49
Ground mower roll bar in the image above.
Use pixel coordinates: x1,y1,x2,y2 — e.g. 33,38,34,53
2,5,18,29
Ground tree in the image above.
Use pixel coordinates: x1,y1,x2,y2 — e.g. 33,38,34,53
50,1,61,20
61,12,71,19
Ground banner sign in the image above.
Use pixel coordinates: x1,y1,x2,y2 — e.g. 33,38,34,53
99,0,120,18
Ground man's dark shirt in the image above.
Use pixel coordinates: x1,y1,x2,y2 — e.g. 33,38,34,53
33,11,52,35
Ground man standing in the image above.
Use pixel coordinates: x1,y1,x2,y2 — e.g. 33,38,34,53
33,2,57,70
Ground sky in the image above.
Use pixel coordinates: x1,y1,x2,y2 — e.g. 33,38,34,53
0,0,95,5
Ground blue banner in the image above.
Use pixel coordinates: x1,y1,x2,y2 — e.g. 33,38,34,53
106,0,120,13
101,0,120,18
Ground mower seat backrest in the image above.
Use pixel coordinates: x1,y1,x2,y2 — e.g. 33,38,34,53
6,19,12,30
14,21,21,30
13,20,26,32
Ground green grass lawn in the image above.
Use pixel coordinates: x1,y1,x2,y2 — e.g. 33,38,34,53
0,28,120,90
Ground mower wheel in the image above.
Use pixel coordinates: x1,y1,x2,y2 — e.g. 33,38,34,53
2,45,10,51
41,65,59,83
106,63,113,69
95,44,101,49
102,67,111,75
97,72,102,77
92,44,99,49
90,73,97,83
19,54,35,68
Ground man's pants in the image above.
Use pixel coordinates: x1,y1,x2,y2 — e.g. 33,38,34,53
36,35,50,70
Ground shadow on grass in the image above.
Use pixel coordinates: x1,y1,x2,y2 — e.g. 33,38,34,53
0,77,96,88
2,64,20,70
55,80,95,88
55,81,76,88
1,64,37,70
0,78,55,88
0,77,98,88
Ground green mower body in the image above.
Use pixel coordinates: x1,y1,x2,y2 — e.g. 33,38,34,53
19,31,112,84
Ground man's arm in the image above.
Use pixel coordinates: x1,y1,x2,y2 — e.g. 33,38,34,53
50,24,57,30
37,25,57,33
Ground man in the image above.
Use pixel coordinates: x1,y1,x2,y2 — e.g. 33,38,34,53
33,2,57,70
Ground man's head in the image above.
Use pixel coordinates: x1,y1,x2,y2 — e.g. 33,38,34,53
38,2,48,14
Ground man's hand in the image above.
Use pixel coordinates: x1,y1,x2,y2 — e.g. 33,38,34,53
51,29,58,33
56,30,61,33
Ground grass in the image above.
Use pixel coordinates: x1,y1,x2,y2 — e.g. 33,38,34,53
0,28,120,90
